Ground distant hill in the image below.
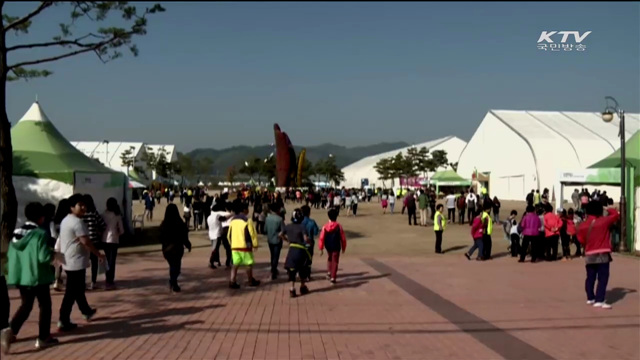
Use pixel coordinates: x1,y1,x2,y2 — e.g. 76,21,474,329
186,142,410,175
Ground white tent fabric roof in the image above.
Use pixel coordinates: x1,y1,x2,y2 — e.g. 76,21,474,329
341,136,468,188
457,110,640,201
71,141,146,174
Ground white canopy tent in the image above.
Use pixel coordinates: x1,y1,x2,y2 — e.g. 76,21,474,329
457,110,640,201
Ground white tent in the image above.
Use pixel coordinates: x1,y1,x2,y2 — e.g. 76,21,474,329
341,136,468,189
457,110,640,201
71,141,150,180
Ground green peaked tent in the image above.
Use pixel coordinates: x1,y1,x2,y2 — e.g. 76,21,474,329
12,102,129,227
12,102,120,184
589,130,640,179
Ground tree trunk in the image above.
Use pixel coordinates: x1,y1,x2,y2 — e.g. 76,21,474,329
0,33,17,277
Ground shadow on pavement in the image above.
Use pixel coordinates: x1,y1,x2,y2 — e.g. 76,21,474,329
443,245,467,254
607,287,637,304
310,273,390,295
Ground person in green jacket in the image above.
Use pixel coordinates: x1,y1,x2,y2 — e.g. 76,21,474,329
1,203,59,354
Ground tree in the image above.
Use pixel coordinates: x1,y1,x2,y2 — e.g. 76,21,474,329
429,150,449,172
315,157,344,187
374,157,392,188
226,166,237,185
0,2,165,271
119,146,136,175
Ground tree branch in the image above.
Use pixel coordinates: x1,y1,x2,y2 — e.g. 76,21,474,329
8,41,111,70
6,33,106,52
4,1,54,32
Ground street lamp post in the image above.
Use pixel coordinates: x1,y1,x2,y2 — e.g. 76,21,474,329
601,96,627,253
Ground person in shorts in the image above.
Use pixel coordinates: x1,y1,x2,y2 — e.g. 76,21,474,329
227,202,260,289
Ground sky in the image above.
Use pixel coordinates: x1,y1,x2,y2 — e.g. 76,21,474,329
5,2,640,153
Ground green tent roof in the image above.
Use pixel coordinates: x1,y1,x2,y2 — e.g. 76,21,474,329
431,169,471,186
589,130,640,171
12,102,120,184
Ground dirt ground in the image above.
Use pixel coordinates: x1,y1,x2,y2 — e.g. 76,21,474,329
130,198,537,258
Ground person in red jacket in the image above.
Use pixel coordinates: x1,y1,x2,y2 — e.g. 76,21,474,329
543,204,562,261
577,201,619,310
318,208,347,284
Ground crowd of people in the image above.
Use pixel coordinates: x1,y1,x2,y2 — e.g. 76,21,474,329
1,180,622,354
2,194,125,353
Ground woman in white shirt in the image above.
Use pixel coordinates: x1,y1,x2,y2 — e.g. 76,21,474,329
102,198,124,290
389,190,396,214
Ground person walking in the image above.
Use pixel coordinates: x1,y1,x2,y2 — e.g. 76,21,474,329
577,201,619,309
57,194,104,332
1,203,59,354
101,198,124,290
388,190,396,214
318,208,347,284
406,191,417,226
51,199,70,292
160,204,192,293
481,202,493,260
264,203,285,280
466,190,477,225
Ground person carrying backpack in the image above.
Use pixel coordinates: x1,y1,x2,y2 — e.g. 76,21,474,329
318,208,347,284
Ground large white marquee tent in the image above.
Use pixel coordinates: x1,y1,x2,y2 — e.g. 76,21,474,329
457,110,640,201
341,136,467,189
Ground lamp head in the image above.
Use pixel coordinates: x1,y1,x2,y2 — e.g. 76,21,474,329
601,110,615,123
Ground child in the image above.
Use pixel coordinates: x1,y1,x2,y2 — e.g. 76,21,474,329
2,203,59,353
464,211,484,261
318,208,347,284
568,208,581,257
281,209,311,297
228,202,260,289
433,204,446,254
301,205,319,282
508,210,520,257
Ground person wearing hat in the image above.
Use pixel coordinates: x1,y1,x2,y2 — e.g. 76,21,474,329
280,208,311,298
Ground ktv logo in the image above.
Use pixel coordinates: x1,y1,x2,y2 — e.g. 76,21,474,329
537,31,591,52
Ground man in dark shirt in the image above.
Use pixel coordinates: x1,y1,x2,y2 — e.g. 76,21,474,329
406,192,417,226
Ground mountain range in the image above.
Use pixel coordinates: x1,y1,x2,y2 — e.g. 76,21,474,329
186,142,410,175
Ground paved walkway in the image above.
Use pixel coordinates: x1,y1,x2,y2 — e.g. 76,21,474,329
5,244,639,360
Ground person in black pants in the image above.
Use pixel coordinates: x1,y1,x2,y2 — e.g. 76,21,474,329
406,193,417,226
434,204,445,254
481,202,493,260
160,204,192,293
2,203,59,353
59,270,94,328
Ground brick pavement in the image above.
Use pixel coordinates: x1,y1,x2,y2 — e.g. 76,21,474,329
4,201,639,359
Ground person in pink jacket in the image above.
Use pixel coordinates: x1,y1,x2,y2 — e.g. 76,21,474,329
543,203,562,261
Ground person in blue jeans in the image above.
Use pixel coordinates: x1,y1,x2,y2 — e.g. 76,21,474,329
301,205,320,282
264,203,284,280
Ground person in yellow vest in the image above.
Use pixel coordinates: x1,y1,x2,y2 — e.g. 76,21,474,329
434,204,446,254
533,189,541,205
227,202,260,289
481,202,493,259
